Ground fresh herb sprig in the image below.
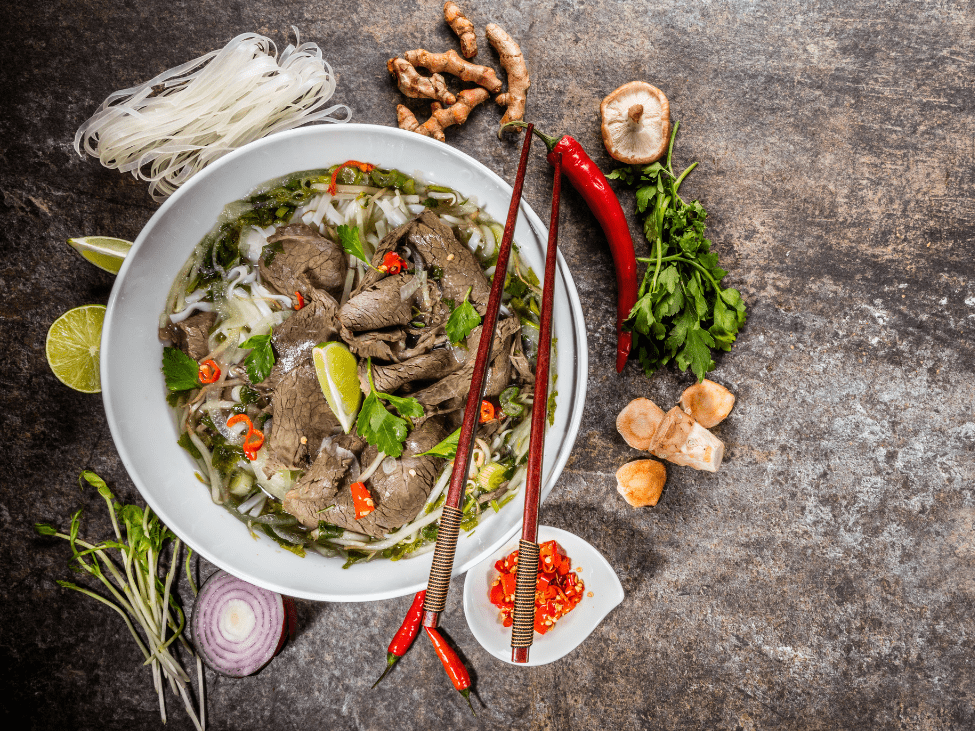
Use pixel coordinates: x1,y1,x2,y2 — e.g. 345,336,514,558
445,286,481,344
608,121,746,381
35,471,204,729
336,224,371,267
356,360,424,458
240,329,275,383
162,347,199,392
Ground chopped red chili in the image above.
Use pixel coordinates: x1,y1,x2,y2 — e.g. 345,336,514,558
351,481,375,520
479,400,496,423
227,414,264,461
378,251,407,275
328,160,376,195
198,359,221,384
488,540,583,635
294,290,305,310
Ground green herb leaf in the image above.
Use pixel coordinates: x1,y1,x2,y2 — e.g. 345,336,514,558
356,363,414,458
616,121,747,382
379,392,424,420
417,427,461,458
161,347,199,392
336,224,370,266
240,330,275,383
445,286,481,344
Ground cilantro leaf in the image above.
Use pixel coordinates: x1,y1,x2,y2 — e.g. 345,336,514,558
162,347,199,392
379,392,424,420
336,224,370,266
417,427,461,458
446,286,481,344
355,360,424,458
615,120,747,382
240,330,275,383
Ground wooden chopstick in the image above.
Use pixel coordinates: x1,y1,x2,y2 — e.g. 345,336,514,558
422,124,535,629
510,152,562,663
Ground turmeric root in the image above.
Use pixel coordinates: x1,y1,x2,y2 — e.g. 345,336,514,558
403,49,502,93
396,87,490,142
486,23,530,125
443,1,477,58
387,58,456,106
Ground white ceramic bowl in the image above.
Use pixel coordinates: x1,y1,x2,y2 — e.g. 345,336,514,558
463,526,624,666
101,124,588,602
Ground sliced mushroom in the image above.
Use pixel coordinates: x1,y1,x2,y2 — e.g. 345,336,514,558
680,379,735,428
600,81,671,164
616,459,667,507
648,407,724,472
616,397,666,450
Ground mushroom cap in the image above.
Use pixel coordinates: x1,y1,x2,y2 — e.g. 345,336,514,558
616,397,666,450
600,81,671,165
616,459,667,507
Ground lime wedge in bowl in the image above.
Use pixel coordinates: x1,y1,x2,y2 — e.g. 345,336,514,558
46,304,106,393
312,342,361,433
67,236,133,275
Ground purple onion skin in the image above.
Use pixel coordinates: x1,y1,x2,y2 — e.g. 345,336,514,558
192,570,296,677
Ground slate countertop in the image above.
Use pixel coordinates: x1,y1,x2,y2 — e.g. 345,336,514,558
4,1,974,729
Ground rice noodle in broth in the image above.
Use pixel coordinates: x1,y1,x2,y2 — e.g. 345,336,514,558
161,164,551,566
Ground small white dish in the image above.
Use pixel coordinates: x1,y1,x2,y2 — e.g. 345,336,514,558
462,526,624,666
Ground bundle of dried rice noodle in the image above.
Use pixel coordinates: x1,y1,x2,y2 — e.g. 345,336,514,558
74,29,350,200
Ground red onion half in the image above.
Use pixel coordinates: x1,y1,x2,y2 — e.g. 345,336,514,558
191,570,296,677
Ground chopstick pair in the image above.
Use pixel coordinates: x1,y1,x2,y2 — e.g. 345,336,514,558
420,125,564,666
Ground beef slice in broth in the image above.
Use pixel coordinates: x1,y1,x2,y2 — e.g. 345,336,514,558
358,348,461,394
353,212,491,314
411,316,521,410
263,362,340,476
268,295,340,384
317,418,447,538
338,272,413,332
283,434,368,528
171,311,216,361
260,223,348,302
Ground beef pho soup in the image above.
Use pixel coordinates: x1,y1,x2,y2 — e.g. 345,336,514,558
160,165,548,566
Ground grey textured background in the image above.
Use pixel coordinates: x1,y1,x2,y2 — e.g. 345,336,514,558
3,0,974,729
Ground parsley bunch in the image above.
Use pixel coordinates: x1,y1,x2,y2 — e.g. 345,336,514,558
609,121,746,382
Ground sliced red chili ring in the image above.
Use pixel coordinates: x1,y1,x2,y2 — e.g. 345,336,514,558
198,359,221,384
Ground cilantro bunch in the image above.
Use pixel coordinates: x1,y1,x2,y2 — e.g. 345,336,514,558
609,121,746,382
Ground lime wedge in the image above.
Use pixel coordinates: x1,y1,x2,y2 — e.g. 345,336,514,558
46,304,106,393
312,342,361,433
67,236,133,275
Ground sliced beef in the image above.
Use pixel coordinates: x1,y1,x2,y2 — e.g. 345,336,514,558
358,348,461,394
509,327,535,385
262,362,339,476
410,316,521,410
283,446,353,528
317,418,447,537
353,212,490,314
338,272,413,332
340,325,406,362
260,223,348,302
171,311,216,361
269,296,339,383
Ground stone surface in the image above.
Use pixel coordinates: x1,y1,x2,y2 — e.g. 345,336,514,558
3,1,975,729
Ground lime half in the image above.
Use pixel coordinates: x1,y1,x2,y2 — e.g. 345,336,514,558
312,342,361,433
67,236,133,275
46,304,106,393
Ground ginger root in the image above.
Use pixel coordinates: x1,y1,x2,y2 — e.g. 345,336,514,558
443,2,477,59
387,58,456,106
486,23,530,125
397,87,490,142
404,49,502,93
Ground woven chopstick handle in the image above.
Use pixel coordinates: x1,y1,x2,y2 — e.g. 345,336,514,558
510,539,540,649
423,505,463,615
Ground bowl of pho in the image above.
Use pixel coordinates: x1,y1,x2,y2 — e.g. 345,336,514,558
102,124,588,601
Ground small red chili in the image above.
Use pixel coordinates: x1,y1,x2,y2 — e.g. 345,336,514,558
351,481,375,520
198,359,221,384
328,160,376,195
425,627,475,715
503,121,638,373
378,251,407,275
479,400,495,423
227,414,264,461
294,290,305,310
373,590,425,689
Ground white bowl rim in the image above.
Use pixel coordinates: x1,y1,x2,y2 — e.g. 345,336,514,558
101,123,589,601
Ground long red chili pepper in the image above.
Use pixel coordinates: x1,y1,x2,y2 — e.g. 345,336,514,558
373,590,425,689
425,627,475,715
503,121,638,373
